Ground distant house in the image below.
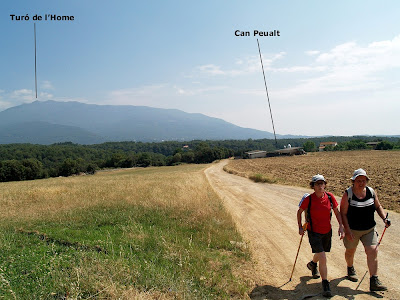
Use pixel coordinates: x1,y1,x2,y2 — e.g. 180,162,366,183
366,142,380,149
182,145,189,149
244,150,267,159
319,142,338,151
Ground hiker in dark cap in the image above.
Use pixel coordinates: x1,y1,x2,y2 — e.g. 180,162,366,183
340,168,391,292
297,174,344,297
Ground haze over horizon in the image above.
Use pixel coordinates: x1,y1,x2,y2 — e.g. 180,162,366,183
1,1,399,137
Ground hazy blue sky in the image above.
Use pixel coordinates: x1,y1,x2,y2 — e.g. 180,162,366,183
1,1,399,136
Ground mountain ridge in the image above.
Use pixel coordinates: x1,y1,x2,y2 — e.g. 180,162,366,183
0,100,307,144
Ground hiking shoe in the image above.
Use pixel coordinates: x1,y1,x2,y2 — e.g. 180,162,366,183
346,266,358,282
307,261,320,279
322,280,332,297
370,276,387,292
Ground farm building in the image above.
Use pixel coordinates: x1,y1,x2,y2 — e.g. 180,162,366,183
275,147,305,156
319,141,337,151
244,150,267,159
366,142,380,149
244,147,305,158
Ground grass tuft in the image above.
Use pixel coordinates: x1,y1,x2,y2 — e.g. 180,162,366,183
249,173,277,184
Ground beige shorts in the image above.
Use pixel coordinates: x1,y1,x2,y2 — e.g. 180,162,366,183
343,227,378,249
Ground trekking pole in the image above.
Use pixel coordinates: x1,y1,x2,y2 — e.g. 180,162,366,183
375,213,390,250
289,222,308,281
355,270,368,290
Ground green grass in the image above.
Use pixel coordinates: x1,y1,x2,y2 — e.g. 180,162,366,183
0,165,251,299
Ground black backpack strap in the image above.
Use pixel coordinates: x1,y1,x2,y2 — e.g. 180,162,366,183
327,193,333,219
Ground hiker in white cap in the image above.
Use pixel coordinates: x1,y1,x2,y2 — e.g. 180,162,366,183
340,168,391,292
297,174,344,297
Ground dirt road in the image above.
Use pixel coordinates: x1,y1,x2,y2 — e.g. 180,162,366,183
205,160,400,300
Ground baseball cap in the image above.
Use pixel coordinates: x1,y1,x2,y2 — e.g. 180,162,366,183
311,174,326,183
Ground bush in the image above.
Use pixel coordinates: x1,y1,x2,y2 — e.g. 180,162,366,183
303,141,316,152
249,173,276,184
58,158,80,177
376,141,394,150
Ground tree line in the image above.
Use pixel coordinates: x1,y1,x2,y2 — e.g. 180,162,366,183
0,136,398,182
302,139,400,152
0,142,233,182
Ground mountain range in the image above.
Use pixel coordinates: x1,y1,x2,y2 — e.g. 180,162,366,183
0,100,307,145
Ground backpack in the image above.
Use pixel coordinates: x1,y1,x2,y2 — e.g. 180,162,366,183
306,193,333,232
346,186,375,202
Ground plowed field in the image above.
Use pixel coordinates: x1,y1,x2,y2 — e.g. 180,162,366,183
224,150,400,212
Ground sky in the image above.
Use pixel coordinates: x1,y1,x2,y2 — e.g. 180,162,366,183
1,1,399,137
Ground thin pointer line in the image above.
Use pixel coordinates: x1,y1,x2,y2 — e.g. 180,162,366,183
257,38,277,148
34,23,37,98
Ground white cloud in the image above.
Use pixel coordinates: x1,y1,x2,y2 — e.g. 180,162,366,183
54,96,90,103
10,89,35,102
173,85,228,96
106,84,172,107
305,50,320,56
41,80,54,90
39,92,54,99
274,34,400,98
109,84,166,97
105,83,230,109
0,88,58,111
194,34,400,83
195,52,286,77
274,65,328,73
0,100,13,111
10,89,54,101
197,64,226,76
0,91,12,111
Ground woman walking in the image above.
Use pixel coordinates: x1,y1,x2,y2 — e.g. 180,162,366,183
297,174,344,297
340,168,391,292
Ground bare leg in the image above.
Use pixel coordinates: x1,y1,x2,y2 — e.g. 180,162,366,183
314,252,328,280
365,245,378,276
345,248,357,267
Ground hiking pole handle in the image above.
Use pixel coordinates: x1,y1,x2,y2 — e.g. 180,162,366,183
383,213,391,227
302,222,308,231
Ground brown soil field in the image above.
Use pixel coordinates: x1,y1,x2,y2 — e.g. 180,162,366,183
224,150,400,213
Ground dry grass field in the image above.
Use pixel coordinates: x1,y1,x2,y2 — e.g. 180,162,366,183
224,150,400,213
0,164,252,299
1,165,226,222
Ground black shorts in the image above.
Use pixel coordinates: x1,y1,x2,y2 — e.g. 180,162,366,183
307,230,332,253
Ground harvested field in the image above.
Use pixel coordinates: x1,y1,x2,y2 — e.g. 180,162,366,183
224,150,400,213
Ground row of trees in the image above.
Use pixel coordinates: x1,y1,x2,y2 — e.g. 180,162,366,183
302,139,399,152
0,159,44,182
0,158,98,182
0,137,398,182
0,142,233,182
